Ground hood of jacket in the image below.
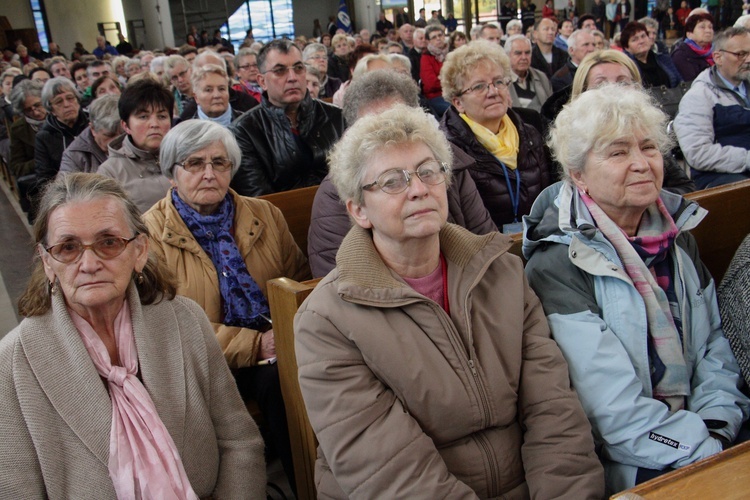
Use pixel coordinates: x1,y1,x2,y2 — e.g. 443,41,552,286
522,181,707,261
107,133,159,163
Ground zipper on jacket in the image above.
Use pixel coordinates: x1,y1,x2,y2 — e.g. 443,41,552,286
475,431,500,495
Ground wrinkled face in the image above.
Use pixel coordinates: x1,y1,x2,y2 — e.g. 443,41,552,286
91,124,122,152
570,31,597,64
306,72,321,98
560,21,574,37
194,72,230,118
715,33,750,84
626,30,651,59
387,44,404,54
88,64,110,81
507,24,522,36
50,62,71,79
304,50,328,73
50,90,80,125
74,68,89,90
427,29,447,50
451,61,510,132
126,64,142,78
140,54,154,69
414,30,427,49
171,141,232,215
399,24,415,43
585,62,635,89
238,54,261,83
333,40,349,56
509,39,532,74
115,61,126,76
593,33,606,50
41,197,148,319
168,63,192,94
538,19,557,45
95,78,121,97
481,27,503,45
688,20,714,46
257,48,307,108
347,142,448,251
22,94,47,121
571,131,664,227
123,105,171,153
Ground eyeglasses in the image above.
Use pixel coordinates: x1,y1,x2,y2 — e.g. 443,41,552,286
361,160,448,194
238,63,259,70
170,69,190,82
306,55,327,61
176,157,233,173
23,102,45,116
264,63,306,77
457,77,512,97
429,32,446,41
720,49,750,60
50,94,78,107
44,235,139,264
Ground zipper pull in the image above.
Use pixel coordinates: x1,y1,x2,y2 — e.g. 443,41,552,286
468,359,478,376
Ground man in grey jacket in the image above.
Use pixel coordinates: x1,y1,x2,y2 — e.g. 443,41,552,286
506,35,553,112
674,27,750,189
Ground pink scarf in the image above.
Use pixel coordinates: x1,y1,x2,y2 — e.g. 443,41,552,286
69,300,198,499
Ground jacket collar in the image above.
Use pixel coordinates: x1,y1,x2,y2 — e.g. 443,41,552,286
19,284,187,465
260,90,317,133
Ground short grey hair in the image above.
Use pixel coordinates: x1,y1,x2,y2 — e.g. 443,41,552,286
125,59,141,72
194,50,227,72
234,47,257,68
45,56,67,72
10,79,44,115
302,43,326,60
388,53,412,73
329,104,453,206
305,64,323,81
190,63,228,90
87,61,112,78
150,55,167,73
441,40,512,101
504,34,532,55
342,70,420,125
88,94,121,135
506,19,523,32
352,54,392,80
158,120,241,179
734,14,750,28
566,29,588,50
549,84,672,181
714,27,749,52
638,17,659,30
163,55,189,75
41,77,80,111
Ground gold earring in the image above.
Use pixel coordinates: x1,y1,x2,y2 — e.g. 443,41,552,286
49,280,57,295
136,272,145,285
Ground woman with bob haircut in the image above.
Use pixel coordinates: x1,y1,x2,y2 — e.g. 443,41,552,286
523,85,749,493
295,104,604,498
1,173,266,498
621,21,682,88
439,40,553,232
143,120,309,488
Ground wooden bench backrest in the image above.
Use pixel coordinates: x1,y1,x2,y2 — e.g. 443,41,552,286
267,277,321,500
258,184,319,258
684,179,750,283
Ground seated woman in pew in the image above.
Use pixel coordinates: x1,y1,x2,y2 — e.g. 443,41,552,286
295,104,605,498
1,173,266,498
523,85,750,495
142,119,310,490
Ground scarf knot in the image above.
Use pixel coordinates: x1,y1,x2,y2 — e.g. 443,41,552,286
108,365,130,386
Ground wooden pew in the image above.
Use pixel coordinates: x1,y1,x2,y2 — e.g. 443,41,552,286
267,277,321,500
684,179,750,283
610,440,750,499
258,184,319,258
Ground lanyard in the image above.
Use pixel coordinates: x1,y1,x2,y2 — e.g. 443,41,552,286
499,161,521,223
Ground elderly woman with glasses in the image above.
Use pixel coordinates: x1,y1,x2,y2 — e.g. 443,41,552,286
143,120,309,490
523,85,749,494
440,40,553,233
295,104,604,498
1,173,266,498
8,79,47,180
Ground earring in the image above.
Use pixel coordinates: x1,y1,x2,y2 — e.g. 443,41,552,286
49,280,57,295
136,272,145,285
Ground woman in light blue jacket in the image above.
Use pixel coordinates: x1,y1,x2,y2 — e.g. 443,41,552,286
523,85,749,494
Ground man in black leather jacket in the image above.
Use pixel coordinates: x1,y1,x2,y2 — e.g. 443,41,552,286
230,39,345,197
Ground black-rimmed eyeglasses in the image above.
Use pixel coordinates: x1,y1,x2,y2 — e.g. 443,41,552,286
361,161,448,194
263,63,306,77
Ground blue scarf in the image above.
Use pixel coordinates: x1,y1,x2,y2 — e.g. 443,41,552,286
197,104,233,128
172,190,270,330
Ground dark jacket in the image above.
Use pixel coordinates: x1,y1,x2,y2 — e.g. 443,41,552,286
179,88,258,121
409,47,423,83
319,75,342,99
9,118,37,178
628,50,683,89
229,92,345,196
671,42,712,82
58,126,108,176
440,106,554,229
551,60,578,93
34,110,88,184
307,144,498,277
531,44,570,79
328,54,350,82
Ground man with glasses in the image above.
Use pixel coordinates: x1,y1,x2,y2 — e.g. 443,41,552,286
164,55,193,115
674,27,750,188
302,43,342,98
230,39,345,196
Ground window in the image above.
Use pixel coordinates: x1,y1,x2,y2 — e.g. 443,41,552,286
222,0,294,51
29,0,52,51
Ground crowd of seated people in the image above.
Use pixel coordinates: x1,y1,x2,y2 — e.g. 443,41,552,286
2,10,750,498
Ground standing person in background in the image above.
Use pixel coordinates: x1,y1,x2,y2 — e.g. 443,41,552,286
606,0,619,38
92,36,118,59
115,33,134,56
376,11,394,36
592,0,607,32
617,0,632,32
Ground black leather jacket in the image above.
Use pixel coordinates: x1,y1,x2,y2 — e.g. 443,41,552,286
229,92,344,196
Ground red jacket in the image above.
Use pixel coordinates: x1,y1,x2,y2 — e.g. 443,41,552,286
420,52,444,99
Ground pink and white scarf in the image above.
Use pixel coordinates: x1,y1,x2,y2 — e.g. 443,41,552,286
70,300,198,499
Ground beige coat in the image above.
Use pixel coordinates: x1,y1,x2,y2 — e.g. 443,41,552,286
295,224,604,499
144,189,310,368
0,285,266,498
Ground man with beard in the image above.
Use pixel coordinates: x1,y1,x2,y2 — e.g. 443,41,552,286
674,27,750,188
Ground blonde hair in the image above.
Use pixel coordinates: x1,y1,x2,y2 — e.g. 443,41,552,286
570,49,641,98
439,40,512,101
351,54,392,80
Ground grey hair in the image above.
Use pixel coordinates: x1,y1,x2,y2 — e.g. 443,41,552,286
329,103,453,206
714,27,749,52
305,64,323,81
352,54,392,80
506,19,523,32
87,60,112,77
41,77,80,111
125,60,141,72
342,69,420,125
441,40,512,101
88,94,121,135
158,120,241,179
194,50,227,72
302,43,326,60
479,23,503,38
163,55,189,75
234,47,257,68
638,17,659,30
388,53,412,72
504,34,532,55
150,55,167,73
1,67,22,82
45,56,67,71
10,79,44,115
190,63,228,90
566,29,589,50
549,84,672,181
734,14,750,28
